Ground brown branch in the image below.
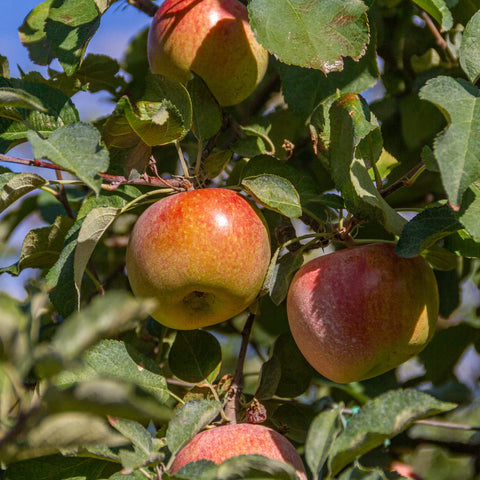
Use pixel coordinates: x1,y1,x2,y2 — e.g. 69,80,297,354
224,312,256,424
127,0,158,17
420,11,447,49
0,153,192,191
380,162,425,198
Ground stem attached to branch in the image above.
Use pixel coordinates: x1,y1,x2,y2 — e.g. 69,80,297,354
380,162,426,198
224,312,256,424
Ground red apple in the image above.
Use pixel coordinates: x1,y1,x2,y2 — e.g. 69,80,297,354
126,188,271,329
170,423,308,479
147,0,269,106
287,243,439,383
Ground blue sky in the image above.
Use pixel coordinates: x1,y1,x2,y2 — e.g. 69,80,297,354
0,1,158,298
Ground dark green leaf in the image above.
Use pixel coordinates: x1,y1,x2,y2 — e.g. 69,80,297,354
166,399,222,455
268,251,304,306
419,76,480,208
249,0,369,73
458,180,480,241
328,389,456,476
412,0,453,30
395,205,462,257
0,87,47,111
338,466,404,479
460,10,480,84
0,172,47,213
255,355,282,400
168,330,222,384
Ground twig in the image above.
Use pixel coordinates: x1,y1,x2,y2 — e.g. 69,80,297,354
224,312,256,424
380,162,425,198
127,0,158,17
54,169,76,219
0,153,192,191
420,11,447,49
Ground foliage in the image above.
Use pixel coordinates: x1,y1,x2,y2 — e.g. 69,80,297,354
1,0,480,479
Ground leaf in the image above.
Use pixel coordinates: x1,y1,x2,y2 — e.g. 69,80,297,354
0,215,74,276
0,172,47,213
328,389,457,476
395,205,462,257
419,76,480,208
0,87,47,111
109,418,153,455
305,407,343,477
57,339,170,404
268,251,304,306
28,122,109,195
215,455,301,479
338,466,404,479
329,93,407,235
19,0,103,75
166,399,222,455
74,206,120,301
0,55,9,78
4,455,113,480
458,180,480,241
202,150,233,179
35,292,156,376
168,330,222,384
278,27,379,117
255,356,282,400
188,75,222,142
411,0,453,31
460,10,480,84
242,174,302,218
249,0,369,73
0,77,79,153
273,332,315,398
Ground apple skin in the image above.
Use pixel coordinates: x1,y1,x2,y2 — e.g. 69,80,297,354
126,188,271,330
170,423,307,479
147,0,269,106
286,243,439,383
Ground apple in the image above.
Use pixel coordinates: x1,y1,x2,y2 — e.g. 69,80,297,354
286,243,439,383
169,423,308,479
125,188,271,329
147,0,269,106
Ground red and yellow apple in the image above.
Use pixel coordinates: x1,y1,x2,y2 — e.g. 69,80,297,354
170,423,307,479
287,243,439,383
126,188,271,329
147,0,269,106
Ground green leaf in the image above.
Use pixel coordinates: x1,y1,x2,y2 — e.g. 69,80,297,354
457,180,480,241
242,174,302,218
166,399,222,455
202,150,233,179
279,27,379,118
0,55,9,78
28,122,109,195
188,75,222,142
19,0,103,75
305,407,343,476
329,93,407,235
0,77,79,152
267,251,304,306
338,466,404,479
395,205,462,257
249,0,369,73
74,206,120,300
328,389,457,476
35,292,156,376
57,339,170,404
168,330,222,384
0,215,74,276
214,455,301,479
0,172,47,213
419,76,480,208
411,0,453,31
4,455,113,480
0,87,47,111
109,418,153,455
255,355,282,400
460,11,480,84
273,332,315,398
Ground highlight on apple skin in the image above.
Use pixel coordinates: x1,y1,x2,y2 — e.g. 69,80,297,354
147,0,269,106
125,188,271,330
169,423,308,479
286,243,439,384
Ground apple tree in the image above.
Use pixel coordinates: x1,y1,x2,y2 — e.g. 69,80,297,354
1,0,480,479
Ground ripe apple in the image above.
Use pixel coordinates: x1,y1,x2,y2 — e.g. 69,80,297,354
169,423,308,479
147,0,269,106
125,188,271,329
287,243,439,383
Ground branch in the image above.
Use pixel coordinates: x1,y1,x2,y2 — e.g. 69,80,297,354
380,162,425,198
127,0,158,17
0,153,192,191
224,312,255,424
420,11,447,50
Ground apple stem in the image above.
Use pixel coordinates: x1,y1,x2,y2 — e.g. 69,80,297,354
224,312,256,424
175,141,191,179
